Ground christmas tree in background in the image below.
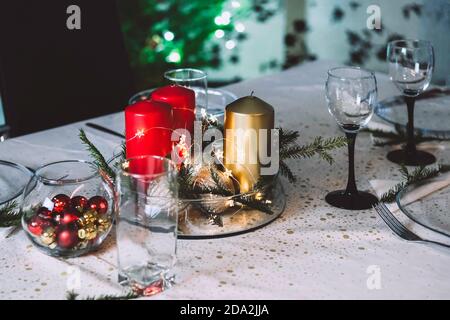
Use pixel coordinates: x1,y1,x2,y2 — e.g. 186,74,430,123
117,0,279,90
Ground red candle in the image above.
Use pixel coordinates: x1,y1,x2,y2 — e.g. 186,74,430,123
151,85,196,135
125,100,173,173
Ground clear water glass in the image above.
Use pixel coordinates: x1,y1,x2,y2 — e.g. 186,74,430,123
115,155,178,296
164,68,209,113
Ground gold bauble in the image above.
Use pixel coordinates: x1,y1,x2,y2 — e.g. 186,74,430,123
78,210,98,228
40,227,56,245
97,216,112,234
78,224,97,241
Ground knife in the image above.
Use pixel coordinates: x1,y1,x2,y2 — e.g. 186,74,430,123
85,123,125,139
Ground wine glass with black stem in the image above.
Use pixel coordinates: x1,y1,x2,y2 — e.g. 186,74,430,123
325,67,379,210
386,40,435,166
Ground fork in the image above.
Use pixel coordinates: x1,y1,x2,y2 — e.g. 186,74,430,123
373,202,450,249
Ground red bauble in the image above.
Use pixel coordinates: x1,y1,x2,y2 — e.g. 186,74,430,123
28,215,52,236
59,208,81,225
71,196,88,212
88,196,108,214
56,224,79,249
36,207,52,220
52,194,71,213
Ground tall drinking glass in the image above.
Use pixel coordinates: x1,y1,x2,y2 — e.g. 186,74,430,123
325,67,379,210
164,68,209,114
386,40,436,166
115,155,178,296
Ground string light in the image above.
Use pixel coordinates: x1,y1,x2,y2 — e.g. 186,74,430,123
225,40,236,50
215,29,225,39
163,31,175,41
166,50,181,63
224,169,233,178
215,150,224,160
231,1,241,8
235,22,245,33
135,129,145,138
214,16,225,25
215,11,231,26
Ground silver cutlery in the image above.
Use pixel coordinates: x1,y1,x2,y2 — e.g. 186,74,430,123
374,202,450,249
85,123,125,139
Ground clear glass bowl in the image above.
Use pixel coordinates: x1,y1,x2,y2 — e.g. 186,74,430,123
0,160,33,207
21,160,114,257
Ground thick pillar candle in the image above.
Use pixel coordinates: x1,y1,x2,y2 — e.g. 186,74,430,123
125,100,173,164
224,95,274,193
151,85,196,136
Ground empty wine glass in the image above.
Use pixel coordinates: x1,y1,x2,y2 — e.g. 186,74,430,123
386,39,436,166
164,68,208,115
325,67,379,210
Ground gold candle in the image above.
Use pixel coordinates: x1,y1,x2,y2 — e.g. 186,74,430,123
224,95,274,193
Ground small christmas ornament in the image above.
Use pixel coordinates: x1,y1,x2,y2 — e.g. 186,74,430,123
40,227,56,245
78,224,97,241
56,224,79,249
193,166,236,214
78,210,98,227
71,196,88,212
88,196,108,215
28,215,52,236
52,194,71,213
59,208,81,225
36,207,53,220
97,216,112,234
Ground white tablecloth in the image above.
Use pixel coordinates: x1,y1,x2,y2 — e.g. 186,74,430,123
1,61,449,300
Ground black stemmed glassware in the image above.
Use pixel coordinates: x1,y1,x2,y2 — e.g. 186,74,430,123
386,40,436,166
325,67,379,210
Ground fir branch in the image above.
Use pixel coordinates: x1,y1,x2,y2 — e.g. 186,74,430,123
279,160,296,183
279,128,300,146
280,136,347,164
177,164,197,199
209,214,223,227
364,127,450,147
381,164,450,203
209,167,234,197
66,291,139,300
65,291,79,300
0,201,22,228
235,194,274,215
79,129,115,181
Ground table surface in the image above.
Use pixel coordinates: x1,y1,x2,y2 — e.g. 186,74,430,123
1,61,449,300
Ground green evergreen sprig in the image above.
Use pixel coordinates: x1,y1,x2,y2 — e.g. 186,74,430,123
381,164,450,203
66,290,139,300
79,129,115,181
364,127,450,147
0,201,22,228
278,129,347,183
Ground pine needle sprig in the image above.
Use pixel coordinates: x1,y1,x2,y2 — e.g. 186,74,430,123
364,127,450,147
279,128,300,146
234,194,274,215
79,129,115,181
381,164,450,203
0,201,22,228
209,167,234,197
279,160,296,183
280,136,347,164
66,290,139,300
